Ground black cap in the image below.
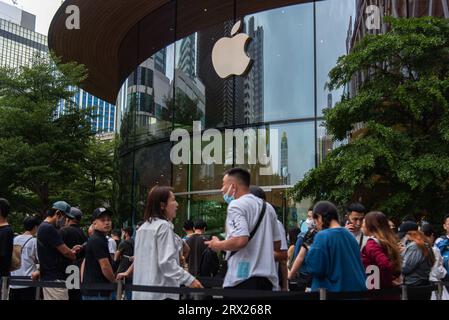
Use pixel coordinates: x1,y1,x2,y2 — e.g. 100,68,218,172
66,207,82,221
92,207,113,221
398,221,419,239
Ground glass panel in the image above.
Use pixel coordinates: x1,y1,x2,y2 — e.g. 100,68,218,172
236,3,315,124
316,0,356,116
238,121,316,187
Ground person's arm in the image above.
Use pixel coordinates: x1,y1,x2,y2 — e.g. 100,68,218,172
80,259,85,282
157,223,202,288
303,233,327,278
205,236,249,252
288,246,307,280
56,244,76,260
117,263,134,280
114,249,122,262
182,240,190,259
98,258,116,283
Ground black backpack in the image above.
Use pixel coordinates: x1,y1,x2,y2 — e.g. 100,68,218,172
199,247,220,277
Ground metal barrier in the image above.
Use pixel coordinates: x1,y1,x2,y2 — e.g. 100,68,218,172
1,276,448,301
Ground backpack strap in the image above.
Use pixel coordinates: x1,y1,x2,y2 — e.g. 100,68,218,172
229,201,267,259
21,236,34,253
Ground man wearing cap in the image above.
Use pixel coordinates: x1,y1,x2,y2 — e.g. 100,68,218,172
60,207,88,300
81,207,116,300
36,201,81,300
397,220,419,248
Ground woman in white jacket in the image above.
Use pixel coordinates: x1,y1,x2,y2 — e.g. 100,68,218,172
118,186,202,300
421,223,448,300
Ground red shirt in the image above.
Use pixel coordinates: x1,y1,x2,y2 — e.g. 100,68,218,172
361,238,394,289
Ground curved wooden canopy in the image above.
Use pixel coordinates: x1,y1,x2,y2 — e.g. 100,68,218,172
48,0,311,104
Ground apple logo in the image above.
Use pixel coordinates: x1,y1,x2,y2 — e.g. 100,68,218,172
212,20,253,79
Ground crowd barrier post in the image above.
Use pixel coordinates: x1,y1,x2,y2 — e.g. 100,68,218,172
319,288,327,300
1,276,8,300
116,280,123,301
401,285,408,300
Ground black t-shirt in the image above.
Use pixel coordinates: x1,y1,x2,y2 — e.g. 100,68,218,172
0,225,14,276
37,222,65,280
83,230,112,296
186,234,209,277
116,239,134,274
60,224,88,268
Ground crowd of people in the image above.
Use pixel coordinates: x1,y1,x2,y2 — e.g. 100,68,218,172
1,167,449,300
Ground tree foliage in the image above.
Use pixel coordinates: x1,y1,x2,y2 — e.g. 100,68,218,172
290,17,449,222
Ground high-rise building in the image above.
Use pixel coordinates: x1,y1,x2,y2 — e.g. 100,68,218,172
280,131,290,184
177,34,196,79
243,17,264,124
0,1,116,134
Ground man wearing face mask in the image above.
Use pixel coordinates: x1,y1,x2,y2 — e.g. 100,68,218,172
36,201,81,300
206,168,281,291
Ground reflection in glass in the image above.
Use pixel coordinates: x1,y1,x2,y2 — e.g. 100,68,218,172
238,3,315,123
316,0,356,115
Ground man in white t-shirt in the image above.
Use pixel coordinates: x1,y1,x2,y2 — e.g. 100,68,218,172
10,215,41,300
206,168,281,291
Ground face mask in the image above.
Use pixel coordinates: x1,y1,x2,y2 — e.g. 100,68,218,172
223,185,235,204
306,218,315,229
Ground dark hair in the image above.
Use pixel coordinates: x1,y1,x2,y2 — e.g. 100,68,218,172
23,216,41,231
45,208,59,218
122,226,133,237
143,186,173,222
421,223,435,238
346,202,366,214
313,201,339,229
308,207,314,212
249,186,266,200
194,219,207,230
137,220,144,228
183,220,194,231
443,214,449,224
112,228,121,237
224,167,250,187
288,228,300,246
0,198,10,218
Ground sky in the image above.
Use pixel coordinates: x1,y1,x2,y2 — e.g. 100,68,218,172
3,0,62,35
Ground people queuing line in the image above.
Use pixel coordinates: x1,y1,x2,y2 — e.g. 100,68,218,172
1,168,449,300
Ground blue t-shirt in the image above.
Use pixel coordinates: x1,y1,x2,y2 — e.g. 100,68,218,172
304,227,366,292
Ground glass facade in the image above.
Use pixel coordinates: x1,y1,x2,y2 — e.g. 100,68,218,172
117,0,448,233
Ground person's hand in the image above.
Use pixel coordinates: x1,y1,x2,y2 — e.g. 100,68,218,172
116,272,128,280
72,245,82,253
345,222,355,233
204,236,220,252
31,271,40,281
189,279,203,289
398,242,406,253
129,256,134,262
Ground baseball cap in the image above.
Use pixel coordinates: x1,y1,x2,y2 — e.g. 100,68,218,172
66,207,83,221
92,207,113,221
397,221,419,239
52,201,71,215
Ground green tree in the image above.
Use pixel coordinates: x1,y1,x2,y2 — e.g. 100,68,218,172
290,17,449,222
0,53,93,215
57,138,115,220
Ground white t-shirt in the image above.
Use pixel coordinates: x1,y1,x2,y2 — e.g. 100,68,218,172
107,237,117,255
277,220,288,251
10,235,38,289
223,194,281,289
